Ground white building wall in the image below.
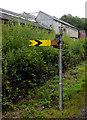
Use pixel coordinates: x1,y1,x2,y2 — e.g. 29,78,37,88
62,24,78,38
36,12,78,38
66,27,78,38
36,12,53,28
53,21,61,34
36,13,62,34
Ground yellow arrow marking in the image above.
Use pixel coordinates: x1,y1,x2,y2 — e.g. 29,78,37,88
29,40,38,46
29,40,51,46
39,40,51,46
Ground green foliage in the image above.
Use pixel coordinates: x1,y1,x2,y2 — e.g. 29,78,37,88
62,35,85,68
27,100,35,105
35,113,45,118
2,22,85,110
84,19,87,31
83,38,87,59
3,61,85,118
60,14,85,30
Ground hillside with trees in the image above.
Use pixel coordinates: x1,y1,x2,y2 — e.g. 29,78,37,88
60,14,85,31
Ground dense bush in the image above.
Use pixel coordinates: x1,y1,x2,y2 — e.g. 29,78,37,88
62,36,85,67
2,22,56,105
83,38,87,60
2,22,85,108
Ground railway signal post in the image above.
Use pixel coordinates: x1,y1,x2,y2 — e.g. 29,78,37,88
51,27,64,110
59,27,63,111
29,26,64,111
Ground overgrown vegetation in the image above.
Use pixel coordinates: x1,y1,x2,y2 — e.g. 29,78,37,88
60,14,85,30
3,61,85,118
2,22,85,112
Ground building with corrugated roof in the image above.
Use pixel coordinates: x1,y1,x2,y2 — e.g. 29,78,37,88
0,8,51,30
0,8,79,39
36,11,78,39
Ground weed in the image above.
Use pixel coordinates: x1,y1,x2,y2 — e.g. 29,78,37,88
15,104,27,110
20,100,24,105
33,103,38,107
12,113,15,117
38,99,42,103
28,100,35,105
42,100,51,108
22,111,30,118
3,61,85,118
35,113,45,118
30,106,36,113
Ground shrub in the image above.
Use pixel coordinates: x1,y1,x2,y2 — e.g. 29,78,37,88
2,22,85,108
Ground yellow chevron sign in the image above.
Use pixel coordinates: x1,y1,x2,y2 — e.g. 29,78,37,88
29,40,51,46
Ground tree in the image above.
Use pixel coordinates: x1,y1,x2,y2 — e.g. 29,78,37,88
60,14,85,31
84,18,87,37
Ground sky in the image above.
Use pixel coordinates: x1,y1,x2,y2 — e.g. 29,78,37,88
0,0,86,18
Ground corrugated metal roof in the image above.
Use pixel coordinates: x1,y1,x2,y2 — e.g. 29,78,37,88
0,8,51,30
20,12,36,21
0,8,36,22
36,11,77,29
0,8,20,16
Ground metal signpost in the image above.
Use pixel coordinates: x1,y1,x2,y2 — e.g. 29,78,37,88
29,27,64,110
59,27,63,111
